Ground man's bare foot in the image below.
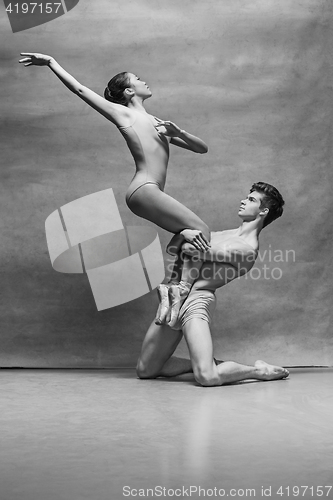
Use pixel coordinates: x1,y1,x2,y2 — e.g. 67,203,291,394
254,360,289,381
155,284,170,325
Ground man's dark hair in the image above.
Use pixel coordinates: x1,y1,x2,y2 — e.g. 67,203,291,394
250,182,285,228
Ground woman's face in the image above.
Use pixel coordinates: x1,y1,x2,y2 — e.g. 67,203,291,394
127,73,152,100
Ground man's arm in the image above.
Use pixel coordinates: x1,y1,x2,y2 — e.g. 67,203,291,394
166,229,210,255
181,241,257,267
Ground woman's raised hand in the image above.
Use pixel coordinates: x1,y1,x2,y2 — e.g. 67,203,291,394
154,118,183,138
19,52,53,67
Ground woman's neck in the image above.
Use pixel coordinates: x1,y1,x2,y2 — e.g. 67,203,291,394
128,97,147,114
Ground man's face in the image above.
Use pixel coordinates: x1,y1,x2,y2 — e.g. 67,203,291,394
238,190,267,222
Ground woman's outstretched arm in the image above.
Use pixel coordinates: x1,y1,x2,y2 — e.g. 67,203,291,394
19,53,132,127
155,119,208,154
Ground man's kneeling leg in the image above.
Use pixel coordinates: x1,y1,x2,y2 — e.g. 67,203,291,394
136,321,183,379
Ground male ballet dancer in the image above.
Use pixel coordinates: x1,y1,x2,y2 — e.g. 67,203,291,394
136,182,289,387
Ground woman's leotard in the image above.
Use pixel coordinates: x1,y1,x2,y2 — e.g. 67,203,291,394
118,111,170,204
117,109,210,239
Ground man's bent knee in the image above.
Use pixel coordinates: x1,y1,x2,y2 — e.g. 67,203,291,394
193,367,221,387
136,359,158,379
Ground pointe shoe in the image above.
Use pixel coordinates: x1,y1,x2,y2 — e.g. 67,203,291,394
164,281,179,324
168,282,191,328
155,284,170,325
165,300,172,325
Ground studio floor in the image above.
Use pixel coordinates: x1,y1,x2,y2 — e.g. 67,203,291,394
1,368,332,500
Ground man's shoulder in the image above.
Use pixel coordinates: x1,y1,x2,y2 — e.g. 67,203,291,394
210,228,236,244
212,230,256,250
211,228,236,236
211,232,258,263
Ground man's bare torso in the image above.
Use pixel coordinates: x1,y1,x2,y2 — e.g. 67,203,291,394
192,229,258,293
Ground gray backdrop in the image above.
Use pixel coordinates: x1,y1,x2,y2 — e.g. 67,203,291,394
1,0,332,367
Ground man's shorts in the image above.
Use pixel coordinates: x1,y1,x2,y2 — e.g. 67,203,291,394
170,288,216,331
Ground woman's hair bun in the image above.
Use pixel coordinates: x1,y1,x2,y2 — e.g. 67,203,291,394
104,87,113,101
104,72,130,106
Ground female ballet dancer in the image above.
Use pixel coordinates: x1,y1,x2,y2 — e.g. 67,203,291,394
19,52,211,323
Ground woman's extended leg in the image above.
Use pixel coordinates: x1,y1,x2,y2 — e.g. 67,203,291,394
127,183,210,240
